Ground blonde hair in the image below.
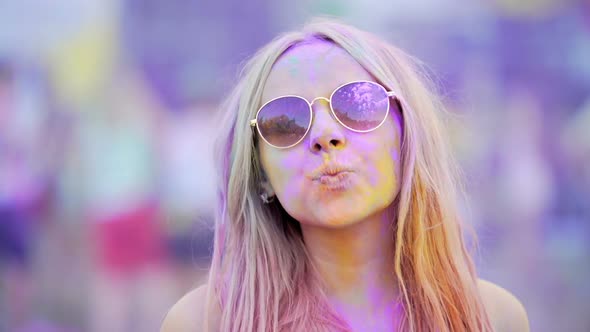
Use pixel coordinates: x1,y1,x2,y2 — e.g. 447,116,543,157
204,17,493,331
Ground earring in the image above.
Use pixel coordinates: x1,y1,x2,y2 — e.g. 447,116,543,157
260,192,275,204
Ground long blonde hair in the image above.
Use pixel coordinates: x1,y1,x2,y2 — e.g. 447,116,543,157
204,18,493,332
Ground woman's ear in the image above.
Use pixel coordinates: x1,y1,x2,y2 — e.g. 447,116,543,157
259,172,276,204
257,163,275,195
260,177,275,197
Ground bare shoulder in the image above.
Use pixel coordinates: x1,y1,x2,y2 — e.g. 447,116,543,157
160,284,221,332
477,279,530,332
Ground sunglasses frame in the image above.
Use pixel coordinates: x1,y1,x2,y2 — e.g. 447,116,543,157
250,80,399,149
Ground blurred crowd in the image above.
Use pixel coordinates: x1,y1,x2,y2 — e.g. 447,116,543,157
0,0,589,331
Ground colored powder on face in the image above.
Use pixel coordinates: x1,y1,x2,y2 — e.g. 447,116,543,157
285,56,300,80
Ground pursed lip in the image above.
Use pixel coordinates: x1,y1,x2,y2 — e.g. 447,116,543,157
309,163,355,181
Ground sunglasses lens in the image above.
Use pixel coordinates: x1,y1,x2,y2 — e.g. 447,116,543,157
331,81,390,131
257,96,310,147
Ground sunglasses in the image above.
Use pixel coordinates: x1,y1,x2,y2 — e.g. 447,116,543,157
250,80,401,149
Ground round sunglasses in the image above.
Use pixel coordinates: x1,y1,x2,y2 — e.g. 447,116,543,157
250,80,402,149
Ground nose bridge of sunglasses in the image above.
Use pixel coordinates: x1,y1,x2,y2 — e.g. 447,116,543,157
309,96,347,134
310,96,335,120
310,96,330,105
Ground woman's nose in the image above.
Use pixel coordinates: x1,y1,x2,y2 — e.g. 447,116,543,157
307,98,347,153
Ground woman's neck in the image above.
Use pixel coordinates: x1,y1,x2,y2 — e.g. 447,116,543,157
300,206,399,313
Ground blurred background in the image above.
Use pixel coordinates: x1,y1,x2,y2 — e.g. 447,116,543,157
0,0,589,331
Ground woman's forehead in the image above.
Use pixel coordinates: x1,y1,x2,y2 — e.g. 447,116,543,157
261,41,374,103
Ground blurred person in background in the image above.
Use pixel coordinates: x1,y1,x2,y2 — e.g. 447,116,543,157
70,66,175,332
0,61,57,331
155,101,217,294
161,18,529,332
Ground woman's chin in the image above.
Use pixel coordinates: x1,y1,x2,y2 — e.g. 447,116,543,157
310,205,373,228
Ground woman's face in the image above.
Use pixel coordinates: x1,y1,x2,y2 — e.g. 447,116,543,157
258,40,403,228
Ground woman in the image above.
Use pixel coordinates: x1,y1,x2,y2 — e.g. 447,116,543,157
161,18,529,332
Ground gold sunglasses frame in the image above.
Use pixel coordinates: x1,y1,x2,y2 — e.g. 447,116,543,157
250,80,399,149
